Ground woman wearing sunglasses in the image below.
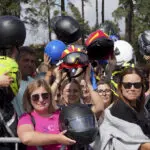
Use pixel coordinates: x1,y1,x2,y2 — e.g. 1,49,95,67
93,67,150,150
17,79,76,150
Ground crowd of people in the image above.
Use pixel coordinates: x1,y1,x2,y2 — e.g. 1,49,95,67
0,14,150,150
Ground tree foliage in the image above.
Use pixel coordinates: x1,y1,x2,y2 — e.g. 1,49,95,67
0,0,20,16
0,0,30,16
112,0,150,63
68,2,91,37
113,0,150,41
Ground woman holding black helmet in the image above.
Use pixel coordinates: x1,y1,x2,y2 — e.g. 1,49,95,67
17,79,76,150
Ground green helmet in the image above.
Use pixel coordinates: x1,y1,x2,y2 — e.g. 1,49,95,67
0,56,19,95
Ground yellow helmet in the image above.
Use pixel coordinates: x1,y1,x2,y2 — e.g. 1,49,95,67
0,56,20,95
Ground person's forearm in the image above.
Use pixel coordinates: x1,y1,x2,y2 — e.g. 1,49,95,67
87,83,104,116
19,131,59,146
140,143,150,150
51,80,60,98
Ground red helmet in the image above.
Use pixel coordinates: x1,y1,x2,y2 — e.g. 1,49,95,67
59,45,89,69
85,30,114,60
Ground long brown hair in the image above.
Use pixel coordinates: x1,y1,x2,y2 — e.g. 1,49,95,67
117,67,146,112
23,79,56,113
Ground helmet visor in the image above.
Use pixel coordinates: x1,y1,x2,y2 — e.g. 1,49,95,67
63,52,89,65
68,114,97,132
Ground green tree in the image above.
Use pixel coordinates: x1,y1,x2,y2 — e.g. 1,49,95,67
23,0,61,41
133,0,150,37
112,0,134,43
95,0,99,28
0,0,29,16
112,0,150,64
0,0,19,16
61,0,65,15
101,0,104,23
113,0,150,43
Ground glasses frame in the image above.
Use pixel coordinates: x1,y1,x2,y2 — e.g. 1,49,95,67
96,89,111,95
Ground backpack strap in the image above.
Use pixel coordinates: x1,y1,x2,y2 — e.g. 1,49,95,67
29,113,36,128
29,113,43,150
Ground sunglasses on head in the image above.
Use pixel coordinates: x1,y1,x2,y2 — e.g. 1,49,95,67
122,82,142,89
31,92,49,102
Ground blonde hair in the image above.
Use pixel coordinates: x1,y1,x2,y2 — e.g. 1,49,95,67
23,79,56,113
60,79,82,104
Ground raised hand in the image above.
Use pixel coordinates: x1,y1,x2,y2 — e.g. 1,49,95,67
0,72,13,87
57,130,76,145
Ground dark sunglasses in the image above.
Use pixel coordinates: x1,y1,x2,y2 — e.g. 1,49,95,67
122,82,142,89
31,92,49,101
63,52,89,65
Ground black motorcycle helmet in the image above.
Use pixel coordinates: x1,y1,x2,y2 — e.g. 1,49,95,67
0,15,26,49
51,16,81,44
59,104,98,145
85,30,114,60
138,30,150,56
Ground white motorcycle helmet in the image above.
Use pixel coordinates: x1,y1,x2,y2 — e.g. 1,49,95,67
114,40,134,66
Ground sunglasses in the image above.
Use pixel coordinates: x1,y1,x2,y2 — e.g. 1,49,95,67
122,82,142,89
63,52,89,65
31,92,49,102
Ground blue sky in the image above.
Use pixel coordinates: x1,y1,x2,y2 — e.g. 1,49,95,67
23,0,125,45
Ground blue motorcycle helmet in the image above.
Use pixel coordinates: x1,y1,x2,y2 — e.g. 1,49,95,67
44,40,66,65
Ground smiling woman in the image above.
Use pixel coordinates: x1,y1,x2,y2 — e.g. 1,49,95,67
92,67,150,150
96,79,115,109
117,67,144,110
17,79,76,150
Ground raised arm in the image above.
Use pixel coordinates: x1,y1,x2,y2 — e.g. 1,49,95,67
85,64,104,118
51,67,67,99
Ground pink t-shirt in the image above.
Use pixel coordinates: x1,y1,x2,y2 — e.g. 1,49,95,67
18,110,65,150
